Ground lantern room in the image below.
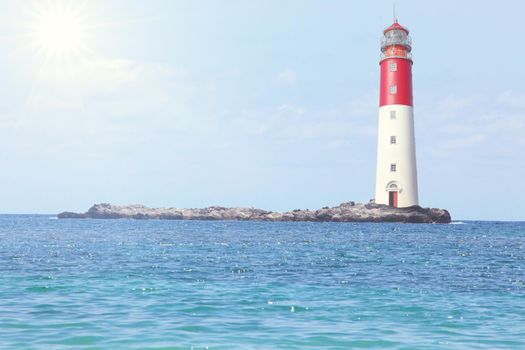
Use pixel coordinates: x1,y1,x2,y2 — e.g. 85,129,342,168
381,22,412,61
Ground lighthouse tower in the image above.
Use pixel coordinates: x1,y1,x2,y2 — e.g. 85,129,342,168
374,21,419,208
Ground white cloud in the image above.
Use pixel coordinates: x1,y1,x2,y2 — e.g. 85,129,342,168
229,97,375,145
21,57,210,140
29,58,190,110
274,68,297,86
418,91,525,158
436,95,480,119
276,103,307,117
0,57,212,162
497,91,525,109
0,112,17,129
347,91,377,117
442,133,486,151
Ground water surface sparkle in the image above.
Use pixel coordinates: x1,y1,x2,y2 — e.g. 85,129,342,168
0,216,524,349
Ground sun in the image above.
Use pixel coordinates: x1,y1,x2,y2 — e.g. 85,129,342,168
31,2,88,57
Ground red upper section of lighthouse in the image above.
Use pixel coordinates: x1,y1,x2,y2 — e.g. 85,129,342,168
379,21,413,107
379,58,413,106
383,21,409,35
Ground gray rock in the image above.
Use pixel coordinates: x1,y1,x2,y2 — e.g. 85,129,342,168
57,202,451,223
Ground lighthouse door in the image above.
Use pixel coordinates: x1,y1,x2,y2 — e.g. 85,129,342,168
388,191,398,208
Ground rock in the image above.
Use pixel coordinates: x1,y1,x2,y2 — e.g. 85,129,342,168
339,201,356,208
56,211,88,219
57,202,451,223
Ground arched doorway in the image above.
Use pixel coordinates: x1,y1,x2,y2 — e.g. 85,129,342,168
386,181,401,208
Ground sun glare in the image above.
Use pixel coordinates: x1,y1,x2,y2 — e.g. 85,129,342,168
31,3,88,57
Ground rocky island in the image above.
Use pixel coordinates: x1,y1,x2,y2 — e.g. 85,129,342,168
58,202,451,223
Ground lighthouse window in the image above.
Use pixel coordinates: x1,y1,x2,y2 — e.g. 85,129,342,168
389,62,397,71
390,136,397,144
390,111,396,120
390,163,397,172
390,85,397,94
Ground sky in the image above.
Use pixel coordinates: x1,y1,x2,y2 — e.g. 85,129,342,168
0,0,523,220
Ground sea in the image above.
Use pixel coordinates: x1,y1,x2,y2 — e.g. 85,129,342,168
0,215,523,349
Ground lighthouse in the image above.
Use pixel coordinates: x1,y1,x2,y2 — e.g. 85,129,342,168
374,20,419,208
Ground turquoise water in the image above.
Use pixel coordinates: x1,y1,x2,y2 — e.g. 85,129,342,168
0,215,524,349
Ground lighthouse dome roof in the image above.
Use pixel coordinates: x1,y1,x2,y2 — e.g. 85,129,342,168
384,21,409,35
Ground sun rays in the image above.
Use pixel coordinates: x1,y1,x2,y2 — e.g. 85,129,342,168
29,1,91,60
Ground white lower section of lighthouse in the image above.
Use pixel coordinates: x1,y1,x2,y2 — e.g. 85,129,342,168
374,104,419,207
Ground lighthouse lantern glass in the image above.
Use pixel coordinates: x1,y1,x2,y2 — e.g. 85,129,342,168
381,29,412,52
